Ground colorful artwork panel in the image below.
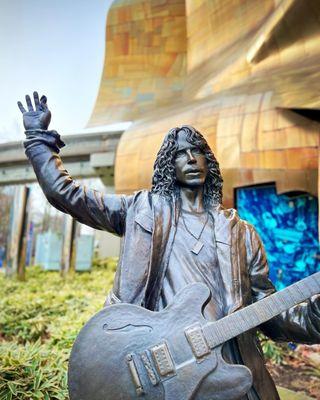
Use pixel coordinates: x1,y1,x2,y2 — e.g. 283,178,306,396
236,185,319,289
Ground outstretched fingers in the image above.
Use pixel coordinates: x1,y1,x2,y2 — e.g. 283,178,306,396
17,101,26,114
33,91,40,110
25,94,34,112
17,92,48,113
40,95,48,110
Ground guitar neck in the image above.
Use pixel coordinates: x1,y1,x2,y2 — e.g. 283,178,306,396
203,271,320,349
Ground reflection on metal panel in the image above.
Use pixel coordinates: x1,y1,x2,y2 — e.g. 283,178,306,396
236,185,319,289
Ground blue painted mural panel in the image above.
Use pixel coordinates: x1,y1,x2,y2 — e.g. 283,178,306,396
236,185,319,289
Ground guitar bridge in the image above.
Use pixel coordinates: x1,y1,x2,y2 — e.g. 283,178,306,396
185,325,210,359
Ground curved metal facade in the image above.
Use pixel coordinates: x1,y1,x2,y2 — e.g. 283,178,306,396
88,0,320,209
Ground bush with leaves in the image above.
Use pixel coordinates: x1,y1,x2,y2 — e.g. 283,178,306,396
0,260,116,400
0,341,68,400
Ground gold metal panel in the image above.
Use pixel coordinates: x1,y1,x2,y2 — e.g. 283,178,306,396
87,0,319,213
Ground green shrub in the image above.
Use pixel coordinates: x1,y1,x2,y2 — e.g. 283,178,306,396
0,341,68,400
0,296,68,343
92,257,118,272
258,333,288,364
0,260,116,399
0,264,115,344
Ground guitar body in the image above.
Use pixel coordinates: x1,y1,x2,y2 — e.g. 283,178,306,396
68,283,253,400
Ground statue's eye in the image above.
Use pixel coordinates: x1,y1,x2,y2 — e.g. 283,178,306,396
193,148,203,155
175,150,185,158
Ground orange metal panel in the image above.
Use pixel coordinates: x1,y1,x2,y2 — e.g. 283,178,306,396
88,0,320,206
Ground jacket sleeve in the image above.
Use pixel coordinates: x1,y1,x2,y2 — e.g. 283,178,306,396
248,225,320,344
24,129,130,236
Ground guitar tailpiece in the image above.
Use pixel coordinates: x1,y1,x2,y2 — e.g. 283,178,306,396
126,353,145,396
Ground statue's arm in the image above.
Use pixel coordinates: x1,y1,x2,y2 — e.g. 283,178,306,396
247,225,320,344
18,92,129,236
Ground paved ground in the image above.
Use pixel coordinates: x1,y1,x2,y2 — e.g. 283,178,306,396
278,387,313,400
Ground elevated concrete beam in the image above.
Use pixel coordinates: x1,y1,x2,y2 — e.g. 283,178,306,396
0,161,98,185
0,130,122,186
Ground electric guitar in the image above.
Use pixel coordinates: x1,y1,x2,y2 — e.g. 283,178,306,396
68,272,320,400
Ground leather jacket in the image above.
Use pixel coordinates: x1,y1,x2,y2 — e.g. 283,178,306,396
24,129,320,400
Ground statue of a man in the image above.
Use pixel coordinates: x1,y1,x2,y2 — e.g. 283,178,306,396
18,92,320,400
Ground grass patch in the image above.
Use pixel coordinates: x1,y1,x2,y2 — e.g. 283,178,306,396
0,259,116,400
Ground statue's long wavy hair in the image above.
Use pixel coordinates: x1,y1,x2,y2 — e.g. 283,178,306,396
151,126,223,207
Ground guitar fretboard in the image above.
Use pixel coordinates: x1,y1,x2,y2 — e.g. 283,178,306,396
203,271,320,349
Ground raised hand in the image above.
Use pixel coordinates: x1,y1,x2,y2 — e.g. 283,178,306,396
17,91,51,130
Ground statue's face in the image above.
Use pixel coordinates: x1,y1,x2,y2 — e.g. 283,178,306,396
174,131,208,187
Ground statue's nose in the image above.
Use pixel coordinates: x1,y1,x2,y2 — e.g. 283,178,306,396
186,149,196,163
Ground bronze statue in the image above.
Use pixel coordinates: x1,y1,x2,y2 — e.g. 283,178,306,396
18,92,320,400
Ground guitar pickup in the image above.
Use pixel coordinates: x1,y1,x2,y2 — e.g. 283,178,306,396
150,342,175,377
185,325,211,359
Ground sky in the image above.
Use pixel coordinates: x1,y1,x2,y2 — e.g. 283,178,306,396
0,0,113,143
